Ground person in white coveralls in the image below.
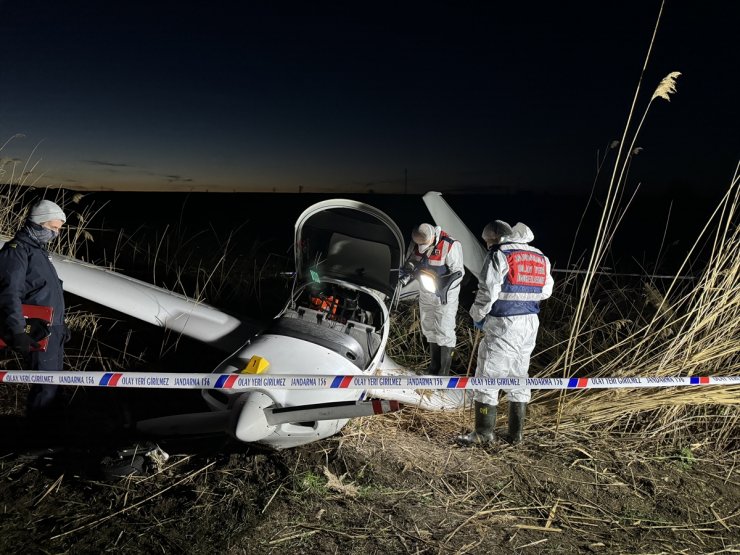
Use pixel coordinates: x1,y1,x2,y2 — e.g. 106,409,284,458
405,223,464,376
456,220,553,446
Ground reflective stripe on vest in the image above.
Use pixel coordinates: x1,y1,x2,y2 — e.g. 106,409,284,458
411,231,456,277
490,245,547,317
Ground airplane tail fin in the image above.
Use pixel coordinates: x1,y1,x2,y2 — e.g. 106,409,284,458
422,191,487,281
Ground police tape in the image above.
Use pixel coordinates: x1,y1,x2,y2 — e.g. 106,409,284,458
0,370,739,391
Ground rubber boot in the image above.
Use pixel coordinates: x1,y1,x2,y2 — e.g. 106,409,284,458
455,402,497,446
426,343,441,375
439,346,454,376
508,402,527,444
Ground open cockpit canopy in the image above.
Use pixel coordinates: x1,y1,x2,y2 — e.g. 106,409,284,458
294,200,405,299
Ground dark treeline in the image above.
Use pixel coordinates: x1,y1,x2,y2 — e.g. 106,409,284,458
76,189,722,276
1,186,724,277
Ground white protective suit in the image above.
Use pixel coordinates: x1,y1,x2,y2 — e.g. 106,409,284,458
408,226,464,348
469,223,554,405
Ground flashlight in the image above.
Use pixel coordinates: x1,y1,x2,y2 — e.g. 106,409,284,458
418,270,437,293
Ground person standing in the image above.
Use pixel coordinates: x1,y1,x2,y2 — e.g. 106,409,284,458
457,220,553,446
406,223,464,375
0,200,68,416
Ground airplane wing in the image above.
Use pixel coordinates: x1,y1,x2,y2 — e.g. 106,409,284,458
368,354,466,411
422,191,488,280
4,193,470,415
0,237,255,352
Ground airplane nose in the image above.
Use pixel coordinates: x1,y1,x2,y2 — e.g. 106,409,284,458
230,392,277,442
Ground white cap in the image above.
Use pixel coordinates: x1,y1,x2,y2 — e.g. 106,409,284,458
411,223,435,245
29,200,66,224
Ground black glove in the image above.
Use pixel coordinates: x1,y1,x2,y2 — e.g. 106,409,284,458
11,332,40,354
27,318,52,342
64,325,72,344
399,261,417,286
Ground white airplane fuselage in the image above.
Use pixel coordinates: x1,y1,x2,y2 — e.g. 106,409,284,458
1,195,468,451
202,283,387,448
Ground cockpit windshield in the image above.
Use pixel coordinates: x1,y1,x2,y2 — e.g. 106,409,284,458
294,201,405,298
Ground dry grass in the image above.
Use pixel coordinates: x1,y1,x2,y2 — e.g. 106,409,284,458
4,407,734,553
542,0,739,444
333,410,740,551
386,163,740,451
538,166,740,448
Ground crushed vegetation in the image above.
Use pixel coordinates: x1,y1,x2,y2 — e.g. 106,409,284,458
0,405,737,553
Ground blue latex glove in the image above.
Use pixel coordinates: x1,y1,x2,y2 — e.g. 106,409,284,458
473,319,485,331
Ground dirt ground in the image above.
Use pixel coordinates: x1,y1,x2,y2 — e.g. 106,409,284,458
0,385,738,555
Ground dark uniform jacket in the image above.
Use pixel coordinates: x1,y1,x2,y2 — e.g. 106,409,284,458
0,226,66,334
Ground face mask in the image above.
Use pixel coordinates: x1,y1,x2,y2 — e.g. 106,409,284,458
26,223,58,244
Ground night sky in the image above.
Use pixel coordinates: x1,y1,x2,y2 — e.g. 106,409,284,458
0,1,737,195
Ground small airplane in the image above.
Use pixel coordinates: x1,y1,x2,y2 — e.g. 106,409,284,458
1,194,476,449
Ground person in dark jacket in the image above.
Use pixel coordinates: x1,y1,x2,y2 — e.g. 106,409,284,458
0,200,67,415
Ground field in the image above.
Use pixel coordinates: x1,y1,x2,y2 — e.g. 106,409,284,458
0,382,738,554
1,147,739,552
1,213,739,553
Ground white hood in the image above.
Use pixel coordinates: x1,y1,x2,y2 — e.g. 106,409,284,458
501,222,534,244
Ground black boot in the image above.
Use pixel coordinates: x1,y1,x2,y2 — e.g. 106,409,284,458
455,402,496,446
426,343,441,375
439,346,453,376
508,402,527,444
